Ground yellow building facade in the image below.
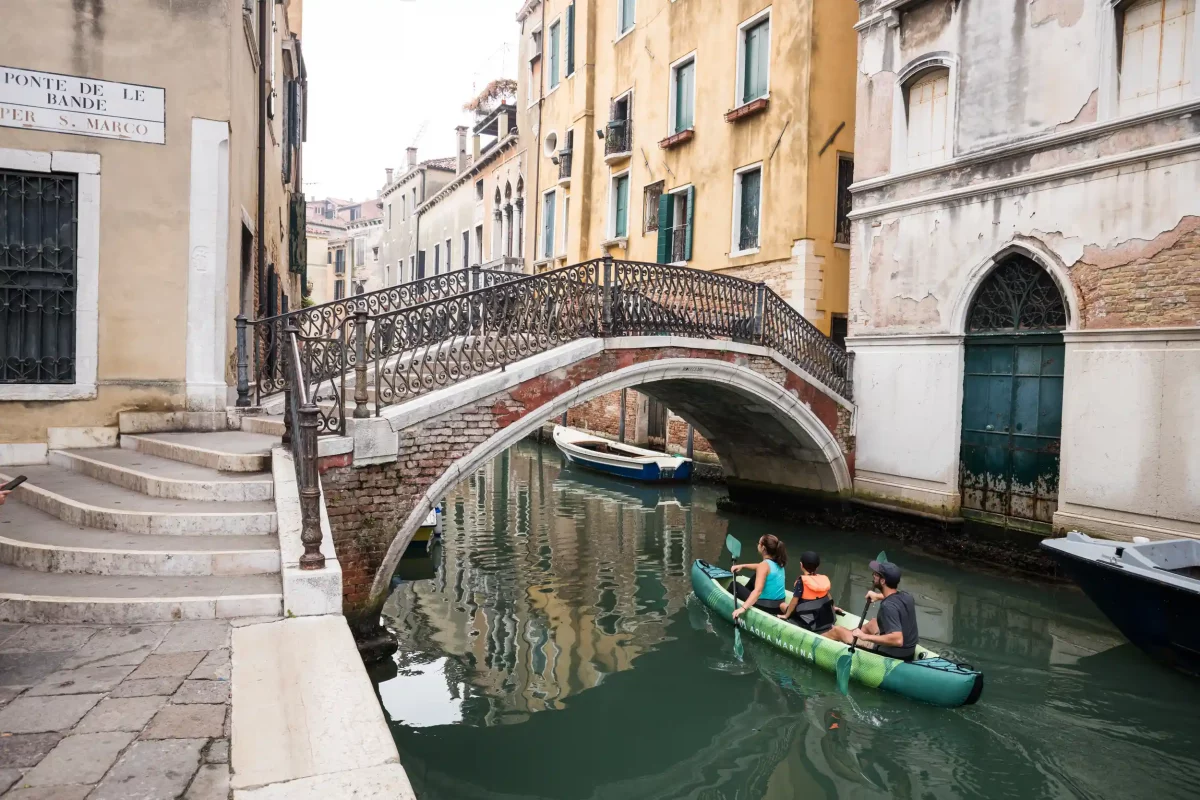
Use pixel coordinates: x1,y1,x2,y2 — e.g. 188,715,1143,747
518,0,858,337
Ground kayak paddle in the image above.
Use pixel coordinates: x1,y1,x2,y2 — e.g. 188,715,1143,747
835,550,888,695
725,534,744,660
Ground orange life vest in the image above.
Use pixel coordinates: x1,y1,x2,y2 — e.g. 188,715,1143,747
797,574,831,600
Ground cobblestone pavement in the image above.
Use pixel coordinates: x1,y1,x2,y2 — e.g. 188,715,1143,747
0,620,252,799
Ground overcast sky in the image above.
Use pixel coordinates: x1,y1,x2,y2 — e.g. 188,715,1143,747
303,0,518,202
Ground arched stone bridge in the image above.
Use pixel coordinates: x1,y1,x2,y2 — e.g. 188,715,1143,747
249,259,854,630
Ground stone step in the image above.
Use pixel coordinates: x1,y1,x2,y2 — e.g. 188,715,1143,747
240,414,285,437
0,563,281,624
121,431,278,473
50,448,274,502
0,465,277,536
0,500,279,577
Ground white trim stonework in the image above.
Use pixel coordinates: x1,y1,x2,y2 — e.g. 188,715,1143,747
0,147,100,401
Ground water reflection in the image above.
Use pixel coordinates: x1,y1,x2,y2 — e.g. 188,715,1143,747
376,441,1200,800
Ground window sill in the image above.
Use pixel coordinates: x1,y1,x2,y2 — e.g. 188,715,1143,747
547,82,561,97
604,150,632,165
659,128,694,150
725,96,769,123
833,242,851,250
614,25,636,45
533,257,553,269
557,174,572,187
0,384,97,402
729,247,760,259
601,237,629,249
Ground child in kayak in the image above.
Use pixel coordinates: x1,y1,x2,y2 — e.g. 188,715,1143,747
730,535,788,621
778,551,836,632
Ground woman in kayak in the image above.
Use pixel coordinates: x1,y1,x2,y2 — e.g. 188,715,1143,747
731,535,788,621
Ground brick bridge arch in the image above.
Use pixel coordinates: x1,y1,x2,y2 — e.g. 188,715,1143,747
321,338,855,625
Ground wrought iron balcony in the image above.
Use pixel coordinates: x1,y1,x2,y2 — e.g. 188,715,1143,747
605,119,632,158
557,149,573,182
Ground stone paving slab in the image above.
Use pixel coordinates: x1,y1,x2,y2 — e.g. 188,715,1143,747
108,676,184,698
0,621,233,800
75,696,167,733
89,738,206,800
26,664,135,696
0,733,62,767
3,787,93,800
19,731,136,786
0,694,103,733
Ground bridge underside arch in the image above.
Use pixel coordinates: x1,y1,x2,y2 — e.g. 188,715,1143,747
363,354,852,605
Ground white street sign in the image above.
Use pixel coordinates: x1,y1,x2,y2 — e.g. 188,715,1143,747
0,65,165,145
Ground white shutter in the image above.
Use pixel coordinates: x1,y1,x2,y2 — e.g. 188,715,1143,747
906,71,949,167
1120,0,1196,115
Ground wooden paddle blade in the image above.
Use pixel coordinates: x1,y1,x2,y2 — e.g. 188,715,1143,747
835,652,852,695
726,535,743,560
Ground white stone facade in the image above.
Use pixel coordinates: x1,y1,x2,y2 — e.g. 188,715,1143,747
849,0,1200,540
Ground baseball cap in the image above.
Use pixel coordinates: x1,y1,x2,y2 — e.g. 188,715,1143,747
868,559,902,588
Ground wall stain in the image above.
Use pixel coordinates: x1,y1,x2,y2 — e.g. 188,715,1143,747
1029,0,1085,29
72,0,104,75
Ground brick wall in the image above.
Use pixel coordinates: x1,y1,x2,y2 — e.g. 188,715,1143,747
564,389,719,462
1072,215,1200,328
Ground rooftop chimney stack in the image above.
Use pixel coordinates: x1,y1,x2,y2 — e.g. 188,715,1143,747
385,167,394,185
498,106,511,138
456,126,469,172
406,147,418,168
472,133,481,161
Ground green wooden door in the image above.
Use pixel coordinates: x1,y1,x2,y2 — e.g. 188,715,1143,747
960,336,1063,528
959,254,1068,531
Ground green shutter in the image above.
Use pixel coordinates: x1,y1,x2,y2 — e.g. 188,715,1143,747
743,20,769,102
566,3,576,75
615,177,629,238
675,61,694,133
684,186,695,262
656,192,675,263
549,24,560,87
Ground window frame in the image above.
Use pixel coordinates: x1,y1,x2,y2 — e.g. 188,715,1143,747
666,183,694,265
643,180,665,233
835,153,854,247
560,194,570,257
617,0,637,40
549,19,562,91
1111,0,1199,117
891,53,958,173
541,187,558,260
735,7,772,109
669,51,698,135
730,162,764,257
462,230,471,268
608,169,632,240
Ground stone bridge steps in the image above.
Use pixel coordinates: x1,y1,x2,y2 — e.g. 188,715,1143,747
121,431,278,473
0,428,285,624
5,464,278,535
0,500,280,576
49,447,275,502
240,415,285,437
0,563,281,624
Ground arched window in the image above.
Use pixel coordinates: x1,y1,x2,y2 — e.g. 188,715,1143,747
967,256,1067,333
904,67,951,167
1118,0,1196,115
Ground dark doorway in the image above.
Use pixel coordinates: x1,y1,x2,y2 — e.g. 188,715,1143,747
959,255,1067,531
646,396,668,452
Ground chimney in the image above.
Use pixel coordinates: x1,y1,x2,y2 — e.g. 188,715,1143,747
385,167,394,185
498,106,511,138
456,126,469,172
406,147,418,168
472,133,481,161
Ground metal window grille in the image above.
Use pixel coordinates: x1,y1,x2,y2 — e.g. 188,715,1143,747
835,156,854,245
738,168,761,251
0,169,78,384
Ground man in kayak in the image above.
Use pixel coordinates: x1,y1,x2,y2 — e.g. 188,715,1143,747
777,551,835,632
730,535,789,621
824,559,918,661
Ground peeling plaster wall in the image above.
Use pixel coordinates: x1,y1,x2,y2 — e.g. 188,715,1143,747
848,0,1200,540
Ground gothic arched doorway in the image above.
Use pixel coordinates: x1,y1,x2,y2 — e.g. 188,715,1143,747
960,255,1067,530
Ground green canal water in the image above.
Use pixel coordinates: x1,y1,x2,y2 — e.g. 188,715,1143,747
373,441,1200,800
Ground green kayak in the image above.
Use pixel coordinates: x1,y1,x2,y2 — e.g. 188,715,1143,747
691,560,983,708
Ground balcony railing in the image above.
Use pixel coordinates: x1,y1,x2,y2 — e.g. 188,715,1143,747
558,149,573,181
605,118,632,157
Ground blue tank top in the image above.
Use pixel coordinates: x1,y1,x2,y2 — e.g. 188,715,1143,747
761,559,786,602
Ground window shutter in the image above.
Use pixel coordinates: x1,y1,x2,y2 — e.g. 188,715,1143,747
684,186,695,262
567,3,576,75
615,178,629,238
656,192,675,263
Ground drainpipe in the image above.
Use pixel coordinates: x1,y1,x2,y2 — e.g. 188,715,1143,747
529,0,545,271
256,0,268,316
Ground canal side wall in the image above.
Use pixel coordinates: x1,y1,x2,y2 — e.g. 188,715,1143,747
320,340,855,637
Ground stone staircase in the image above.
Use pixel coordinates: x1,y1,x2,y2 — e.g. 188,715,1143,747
0,425,288,624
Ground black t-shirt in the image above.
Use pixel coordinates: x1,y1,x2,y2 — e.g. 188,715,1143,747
876,591,918,658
